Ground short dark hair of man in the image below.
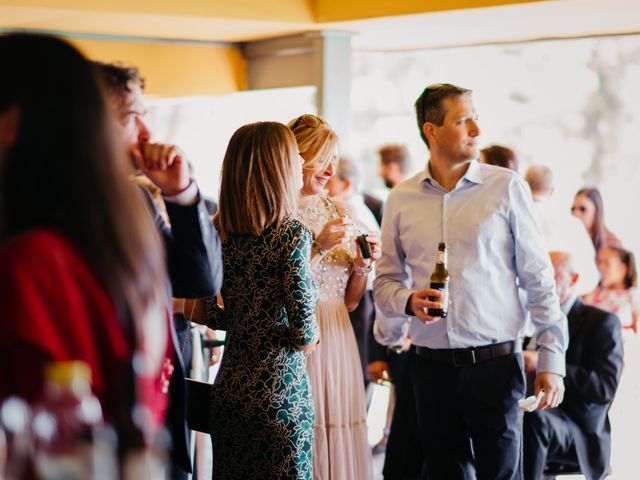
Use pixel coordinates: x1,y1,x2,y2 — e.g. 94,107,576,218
93,62,145,97
482,145,518,171
414,83,471,148
378,144,410,175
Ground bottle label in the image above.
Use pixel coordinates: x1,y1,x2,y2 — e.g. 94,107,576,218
436,250,447,265
428,282,449,316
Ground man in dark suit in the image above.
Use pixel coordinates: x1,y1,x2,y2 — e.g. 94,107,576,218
96,62,223,479
523,251,623,480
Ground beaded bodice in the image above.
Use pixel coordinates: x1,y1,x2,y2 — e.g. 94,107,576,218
298,195,354,304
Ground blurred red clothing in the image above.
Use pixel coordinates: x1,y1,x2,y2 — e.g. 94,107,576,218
0,229,169,431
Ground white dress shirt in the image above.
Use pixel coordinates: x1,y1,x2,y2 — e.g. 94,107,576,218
532,195,599,296
374,160,568,376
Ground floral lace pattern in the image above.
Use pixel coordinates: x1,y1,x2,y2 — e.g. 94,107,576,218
204,218,318,479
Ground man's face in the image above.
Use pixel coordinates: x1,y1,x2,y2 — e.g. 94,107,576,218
325,174,348,198
427,95,480,162
379,162,402,189
571,193,596,232
112,81,150,146
550,253,578,305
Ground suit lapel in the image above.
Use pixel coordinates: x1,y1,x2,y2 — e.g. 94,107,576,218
568,298,587,339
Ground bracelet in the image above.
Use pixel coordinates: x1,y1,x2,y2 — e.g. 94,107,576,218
353,263,372,276
312,239,327,257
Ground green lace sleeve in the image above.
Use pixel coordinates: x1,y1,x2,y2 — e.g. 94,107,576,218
282,220,319,346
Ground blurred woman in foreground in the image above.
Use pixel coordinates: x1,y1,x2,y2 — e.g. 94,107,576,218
0,34,170,459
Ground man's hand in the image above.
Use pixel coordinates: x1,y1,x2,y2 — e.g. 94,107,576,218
367,360,390,383
132,142,191,196
407,289,444,324
522,351,538,374
534,372,564,410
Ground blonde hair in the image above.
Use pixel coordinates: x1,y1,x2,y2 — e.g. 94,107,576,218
216,122,299,239
287,114,338,172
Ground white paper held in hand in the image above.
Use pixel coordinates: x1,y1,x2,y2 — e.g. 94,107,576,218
518,390,545,412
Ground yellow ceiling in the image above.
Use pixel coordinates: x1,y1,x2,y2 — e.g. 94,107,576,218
0,0,544,42
313,0,543,23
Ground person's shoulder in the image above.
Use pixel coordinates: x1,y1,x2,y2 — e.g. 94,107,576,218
278,217,312,241
1,229,70,260
578,301,621,330
0,229,80,283
479,162,521,185
387,172,422,200
363,192,383,207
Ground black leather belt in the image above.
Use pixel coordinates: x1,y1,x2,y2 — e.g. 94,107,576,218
414,340,521,367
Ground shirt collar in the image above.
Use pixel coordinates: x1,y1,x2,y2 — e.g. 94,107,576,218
419,159,483,187
561,294,578,315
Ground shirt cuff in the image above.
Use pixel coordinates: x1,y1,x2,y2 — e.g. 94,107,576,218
162,180,198,206
393,288,414,318
536,350,566,377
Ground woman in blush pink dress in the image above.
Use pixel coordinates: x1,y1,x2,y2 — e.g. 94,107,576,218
289,114,381,479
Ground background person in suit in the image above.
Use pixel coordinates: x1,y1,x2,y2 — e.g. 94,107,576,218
96,62,223,480
326,156,380,390
523,251,624,480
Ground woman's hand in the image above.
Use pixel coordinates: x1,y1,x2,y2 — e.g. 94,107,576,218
298,334,320,356
354,231,381,268
314,217,352,256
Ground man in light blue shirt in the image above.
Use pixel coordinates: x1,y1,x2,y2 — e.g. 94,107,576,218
374,83,568,480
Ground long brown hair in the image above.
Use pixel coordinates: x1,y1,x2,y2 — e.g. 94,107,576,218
0,34,167,358
575,187,609,252
216,122,300,239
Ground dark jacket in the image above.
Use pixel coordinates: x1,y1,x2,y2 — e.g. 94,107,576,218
145,187,223,473
561,298,624,480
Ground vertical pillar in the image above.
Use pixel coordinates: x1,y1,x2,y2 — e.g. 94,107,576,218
243,30,353,151
310,30,353,151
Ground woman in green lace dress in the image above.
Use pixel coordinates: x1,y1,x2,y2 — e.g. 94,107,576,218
189,122,319,479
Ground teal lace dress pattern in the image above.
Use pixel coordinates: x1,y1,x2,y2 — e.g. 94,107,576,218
205,218,319,479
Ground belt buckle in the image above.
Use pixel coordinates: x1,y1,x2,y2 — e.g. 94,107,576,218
452,348,476,367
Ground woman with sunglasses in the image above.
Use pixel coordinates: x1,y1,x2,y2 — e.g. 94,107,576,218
571,187,621,262
289,114,380,479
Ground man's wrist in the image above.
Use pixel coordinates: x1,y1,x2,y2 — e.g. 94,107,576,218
405,293,415,316
163,180,198,206
536,350,566,377
161,179,192,197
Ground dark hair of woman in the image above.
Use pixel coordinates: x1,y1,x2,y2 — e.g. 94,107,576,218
606,246,637,289
0,33,167,338
576,187,608,253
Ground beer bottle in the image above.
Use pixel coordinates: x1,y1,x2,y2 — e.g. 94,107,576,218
427,242,449,317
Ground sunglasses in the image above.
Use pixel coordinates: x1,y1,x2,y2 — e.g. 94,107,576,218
571,206,587,213
290,114,323,130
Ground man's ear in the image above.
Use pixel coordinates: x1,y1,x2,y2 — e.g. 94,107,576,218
570,272,580,288
422,122,435,145
0,104,21,149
